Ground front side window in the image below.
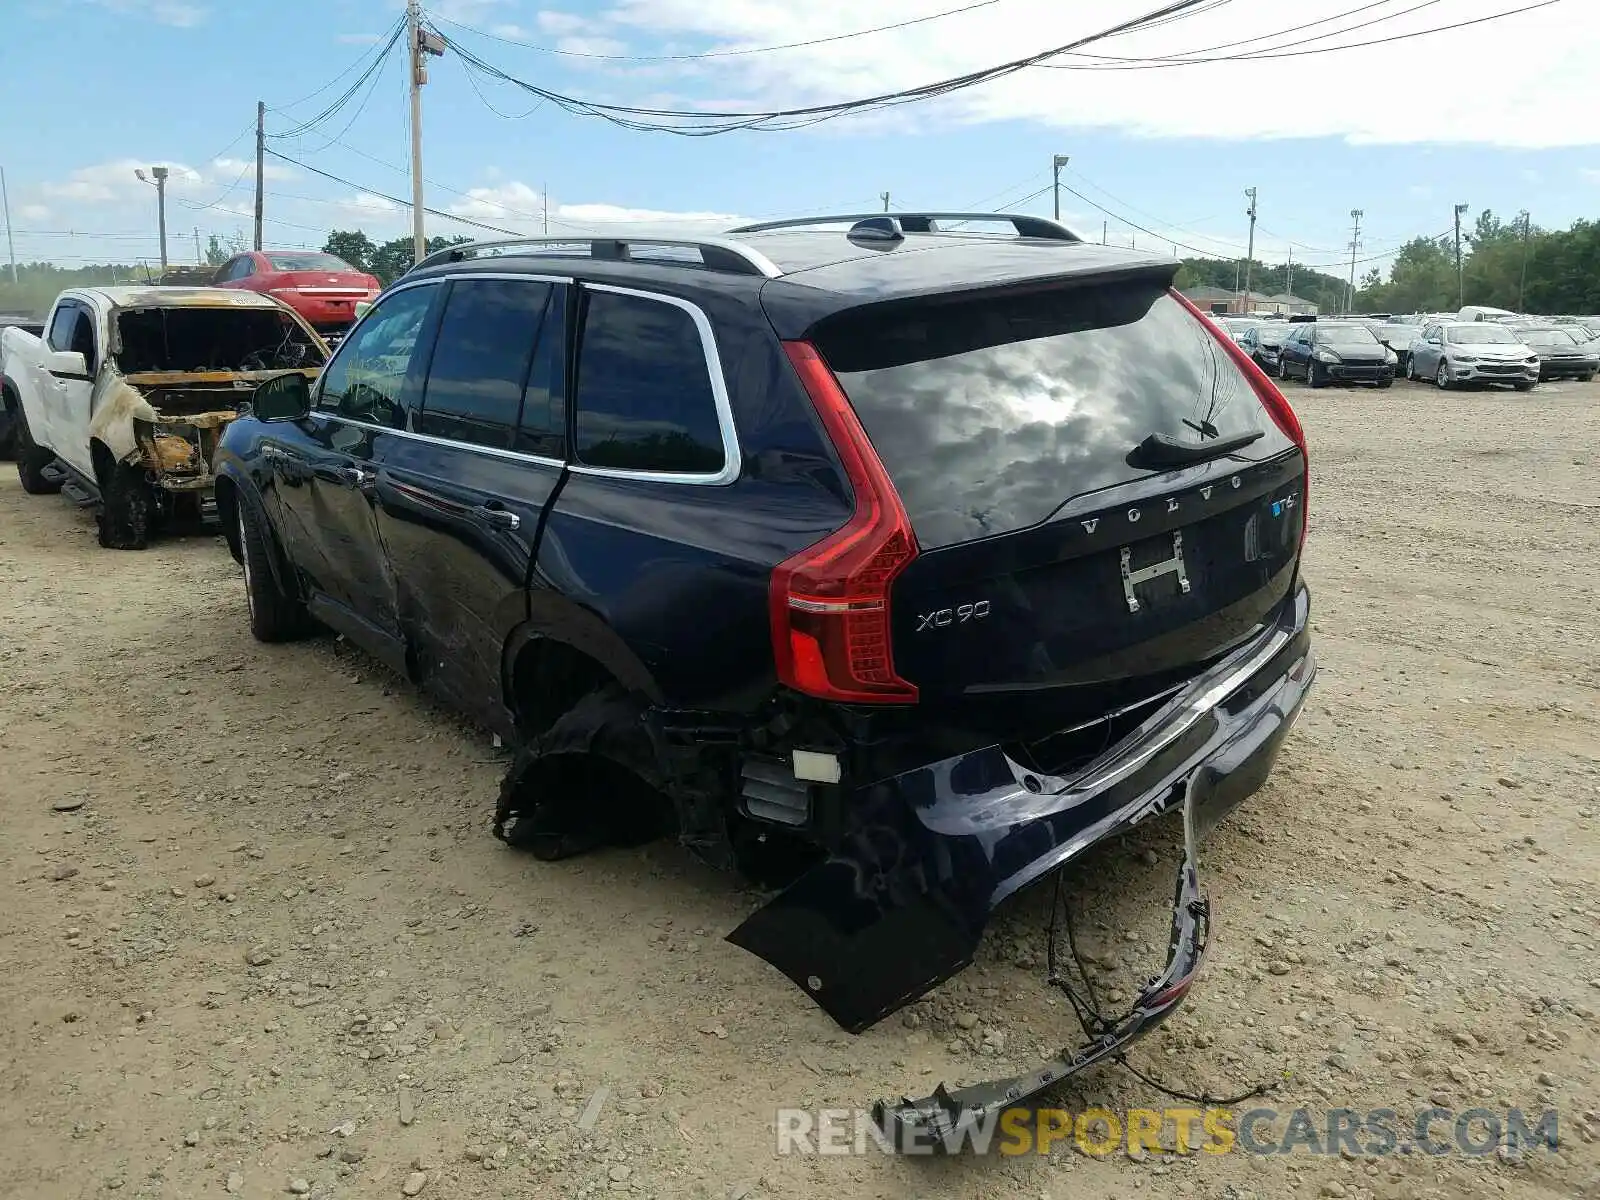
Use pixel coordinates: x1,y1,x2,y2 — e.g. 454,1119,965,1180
47,302,79,353
417,278,555,450
316,283,438,425
573,289,725,474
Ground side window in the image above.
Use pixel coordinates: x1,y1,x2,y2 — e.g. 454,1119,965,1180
316,283,439,426
572,289,725,474
67,308,97,371
47,303,78,352
515,286,567,459
237,257,256,279
417,278,554,450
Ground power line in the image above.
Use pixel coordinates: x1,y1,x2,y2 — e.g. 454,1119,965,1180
1050,0,1443,68
270,22,406,140
263,149,523,235
429,0,1002,62
1051,181,1227,257
278,18,407,110
433,0,1230,134
1040,0,1564,69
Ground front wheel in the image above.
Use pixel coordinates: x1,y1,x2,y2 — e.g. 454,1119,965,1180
1376,377,1393,389
238,502,316,641
98,464,154,550
1435,362,1451,390
14,413,63,495
1581,372,1595,383
1306,360,1326,389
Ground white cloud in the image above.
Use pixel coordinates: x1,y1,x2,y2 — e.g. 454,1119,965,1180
213,157,297,182
41,159,205,203
556,0,1591,147
555,202,746,228
447,181,548,224
86,0,207,26
18,204,52,221
341,193,399,215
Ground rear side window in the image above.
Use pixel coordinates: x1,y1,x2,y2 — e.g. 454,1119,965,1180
573,289,724,474
47,303,79,353
418,279,554,450
816,283,1284,550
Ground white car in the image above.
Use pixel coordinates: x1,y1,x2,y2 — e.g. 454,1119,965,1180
1406,321,1540,391
3,286,326,548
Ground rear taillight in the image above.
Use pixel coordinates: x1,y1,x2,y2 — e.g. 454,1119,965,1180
1170,289,1310,546
771,341,919,704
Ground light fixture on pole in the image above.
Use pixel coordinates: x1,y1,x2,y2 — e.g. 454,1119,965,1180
1051,154,1070,222
135,166,171,273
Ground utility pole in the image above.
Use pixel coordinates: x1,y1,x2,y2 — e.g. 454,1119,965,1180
253,100,266,251
1346,208,1362,314
152,166,170,272
1101,220,1107,245
193,227,202,264
1286,245,1294,299
1243,187,1258,311
1517,210,1531,311
880,191,890,212
542,183,549,236
1453,202,1469,308
407,0,446,265
0,166,16,285
1051,154,1069,222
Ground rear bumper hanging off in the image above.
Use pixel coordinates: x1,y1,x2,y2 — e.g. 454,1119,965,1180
727,584,1314,1130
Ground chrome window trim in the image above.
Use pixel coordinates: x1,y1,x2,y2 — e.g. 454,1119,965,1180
308,409,566,470
311,273,743,487
567,282,742,487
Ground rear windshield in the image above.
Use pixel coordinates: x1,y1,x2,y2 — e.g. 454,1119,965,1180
815,282,1286,550
265,252,356,273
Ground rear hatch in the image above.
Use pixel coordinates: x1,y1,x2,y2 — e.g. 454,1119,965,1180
810,275,1306,753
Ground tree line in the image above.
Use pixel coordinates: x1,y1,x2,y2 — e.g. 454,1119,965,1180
1176,209,1600,317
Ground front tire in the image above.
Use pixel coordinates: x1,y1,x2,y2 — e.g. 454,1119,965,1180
1306,360,1326,388
237,501,315,641
15,413,63,495
1376,377,1393,389
97,464,154,550
1436,361,1451,390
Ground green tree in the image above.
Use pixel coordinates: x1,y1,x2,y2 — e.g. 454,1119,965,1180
204,235,231,266
323,230,377,274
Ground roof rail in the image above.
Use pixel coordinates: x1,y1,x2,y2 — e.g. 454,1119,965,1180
729,212,1082,242
410,234,783,278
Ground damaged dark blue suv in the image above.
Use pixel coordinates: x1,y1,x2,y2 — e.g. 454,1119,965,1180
215,212,1315,1141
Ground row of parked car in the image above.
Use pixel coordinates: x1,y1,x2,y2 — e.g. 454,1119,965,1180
1211,308,1599,390
0,213,1319,1140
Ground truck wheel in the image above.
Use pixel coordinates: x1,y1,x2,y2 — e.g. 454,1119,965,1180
237,501,315,642
14,414,63,495
97,464,154,549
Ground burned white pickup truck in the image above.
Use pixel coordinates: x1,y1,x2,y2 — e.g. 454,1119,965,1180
2,286,326,548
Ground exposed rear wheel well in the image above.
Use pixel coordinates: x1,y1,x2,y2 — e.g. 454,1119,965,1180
508,638,623,740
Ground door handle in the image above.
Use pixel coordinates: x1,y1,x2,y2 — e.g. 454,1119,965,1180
474,504,520,531
339,465,376,486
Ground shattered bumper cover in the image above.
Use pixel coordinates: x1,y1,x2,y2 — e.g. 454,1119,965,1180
728,583,1314,1127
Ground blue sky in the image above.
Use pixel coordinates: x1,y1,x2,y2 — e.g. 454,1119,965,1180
2,0,1595,279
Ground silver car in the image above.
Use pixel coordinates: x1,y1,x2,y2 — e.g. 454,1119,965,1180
1406,321,1540,391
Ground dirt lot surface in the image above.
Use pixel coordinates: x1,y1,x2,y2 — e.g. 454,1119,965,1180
2,377,1597,1200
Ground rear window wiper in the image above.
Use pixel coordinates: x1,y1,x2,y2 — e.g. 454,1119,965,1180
1129,429,1264,468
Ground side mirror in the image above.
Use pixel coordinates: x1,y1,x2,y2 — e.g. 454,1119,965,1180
252,371,312,422
46,349,88,377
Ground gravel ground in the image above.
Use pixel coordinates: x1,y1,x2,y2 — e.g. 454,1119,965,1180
1,377,1596,1200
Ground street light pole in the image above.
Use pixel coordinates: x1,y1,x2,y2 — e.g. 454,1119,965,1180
153,166,169,272
1243,187,1257,311
1052,154,1069,222
1453,203,1469,307
1346,208,1363,315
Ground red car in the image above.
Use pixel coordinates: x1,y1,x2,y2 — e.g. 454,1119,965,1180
211,251,380,337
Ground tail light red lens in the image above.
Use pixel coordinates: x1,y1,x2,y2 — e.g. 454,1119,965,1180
1170,289,1310,546
771,341,919,704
